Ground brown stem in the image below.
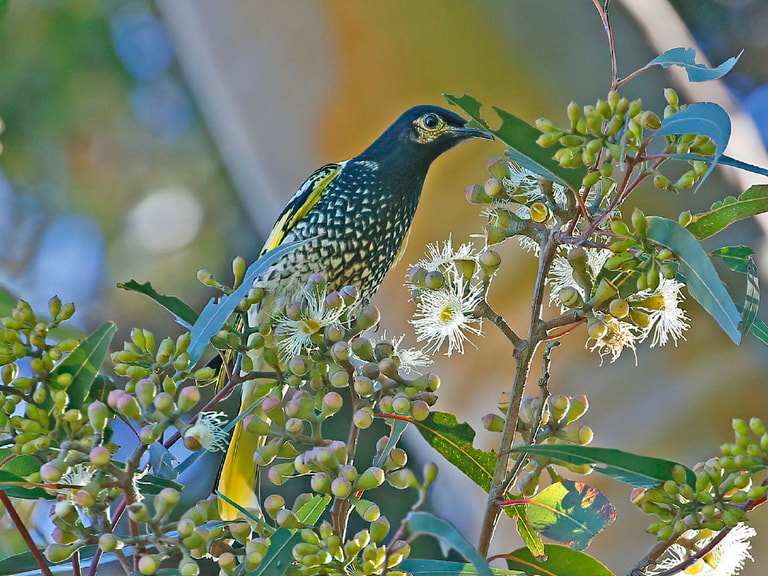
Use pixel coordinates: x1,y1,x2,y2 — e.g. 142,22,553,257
0,490,54,576
477,236,557,555
592,0,618,89
477,300,524,349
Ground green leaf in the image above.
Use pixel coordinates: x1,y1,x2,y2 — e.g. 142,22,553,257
0,285,16,317
87,374,117,403
655,103,730,190
511,444,696,488
710,246,755,274
0,470,51,500
509,505,545,559
748,317,768,346
47,321,117,411
254,495,331,576
187,239,310,365
687,185,768,240
741,257,760,336
505,543,614,576
519,480,616,550
0,451,39,479
406,511,492,576
444,94,586,190
399,559,523,575
640,47,741,83
647,216,742,344
118,280,199,328
412,411,495,492
0,545,99,576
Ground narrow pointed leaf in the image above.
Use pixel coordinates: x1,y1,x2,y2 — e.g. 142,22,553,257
46,321,117,411
686,185,768,240
118,280,198,328
647,216,741,344
748,317,768,346
508,505,545,559
511,444,696,488
412,411,495,492
514,480,616,550
671,153,768,178
374,418,408,469
710,246,754,274
741,257,760,336
187,239,309,365
399,559,523,575
0,285,17,317
640,47,741,82
406,511,492,576
655,103,730,190
444,93,585,190
505,543,614,576
254,495,330,576
0,470,51,499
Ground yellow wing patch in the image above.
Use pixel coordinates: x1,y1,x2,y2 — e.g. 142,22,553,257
262,162,344,252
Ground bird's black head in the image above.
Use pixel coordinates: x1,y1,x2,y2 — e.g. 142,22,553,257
358,105,493,168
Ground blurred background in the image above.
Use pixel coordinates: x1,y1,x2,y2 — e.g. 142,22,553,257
0,0,767,573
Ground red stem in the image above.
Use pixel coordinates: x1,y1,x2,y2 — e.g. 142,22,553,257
0,490,54,576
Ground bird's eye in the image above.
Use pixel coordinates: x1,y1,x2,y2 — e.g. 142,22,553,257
422,113,440,129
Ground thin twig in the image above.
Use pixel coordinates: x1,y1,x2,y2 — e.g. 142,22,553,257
0,490,54,576
477,235,557,555
72,549,81,576
477,300,524,349
593,0,618,89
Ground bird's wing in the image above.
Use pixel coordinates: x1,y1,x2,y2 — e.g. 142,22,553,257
261,162,344,252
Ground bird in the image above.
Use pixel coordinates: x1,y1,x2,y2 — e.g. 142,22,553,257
216,105,492,520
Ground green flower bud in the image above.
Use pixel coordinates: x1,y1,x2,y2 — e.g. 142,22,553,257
609,298,630,319
631,208,648,237
40,462,63,483
484,177,505,198
138,555,159,575
355,467,385,491
558,286,584,309
535,118,559,133
536,132,562,148
581,171,601,189
354,304,381,333
264,494,285,519
331,477,353,498
88,401,109,431
482,413,504,432
750,417,766,436
424,270,445,290
354,499,381,522
89,446,111,468
465,183,492,204
135,379,156,408
478,249,501,277
567,101,581,128
322,391,343,416
45,543,79,563
153,392,176,416
353,407,374,429
311,472,332,493
587,319,608,340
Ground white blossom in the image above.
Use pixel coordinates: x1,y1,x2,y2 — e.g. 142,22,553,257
273,289,344,359
587,314,640,364
634,277,690,347
184,411,229,452
411,277,483,356
645,523,756,576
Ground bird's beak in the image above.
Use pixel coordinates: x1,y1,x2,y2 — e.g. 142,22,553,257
449,125,495,141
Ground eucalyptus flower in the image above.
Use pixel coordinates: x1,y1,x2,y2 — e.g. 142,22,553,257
634,277,690,347
273,288,345,359
411,277,483,356
646,523,756,576
184,411,229,452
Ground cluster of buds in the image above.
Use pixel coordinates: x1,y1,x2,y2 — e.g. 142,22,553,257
483,393,593,496
0,298,83,452
292,518,410,575
351,338,439,425
464,157,571,246
632,417,768,541
605,209,677,292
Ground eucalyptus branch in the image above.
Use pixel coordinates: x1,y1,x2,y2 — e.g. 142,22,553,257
592,0,618,89
476,300,524,349
478,234,558,555
0,490,54,576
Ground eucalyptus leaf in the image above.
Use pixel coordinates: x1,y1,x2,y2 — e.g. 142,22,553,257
406,511,492,576
741,257,760,336
118,280,199,328
187,239,309,365
505,543,614,576
444,93,585,190
710,246,755,274
399,559,522,575
47,321,117,411
640,47,741,82
412,411,495,492
686,185,768,240
512,444,696,488
655,103,731,190
647,216,741,344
